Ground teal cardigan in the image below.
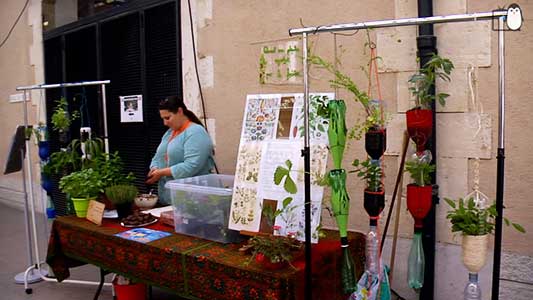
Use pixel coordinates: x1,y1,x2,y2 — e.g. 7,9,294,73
150,123,214,204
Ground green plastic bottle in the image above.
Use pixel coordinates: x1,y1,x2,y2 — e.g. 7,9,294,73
408,231,425,289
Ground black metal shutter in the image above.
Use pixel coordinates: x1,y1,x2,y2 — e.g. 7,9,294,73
44,1,180,214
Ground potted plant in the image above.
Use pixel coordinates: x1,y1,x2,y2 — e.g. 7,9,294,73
444,197,525,273
59,168,103,217
404,160,435,229
406,54,454,153
51,97,79,144
351,158,384,220
309,55,388,142
248,233,301,270
105,184,138,219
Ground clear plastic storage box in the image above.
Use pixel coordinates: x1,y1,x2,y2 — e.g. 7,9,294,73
165,174,241,243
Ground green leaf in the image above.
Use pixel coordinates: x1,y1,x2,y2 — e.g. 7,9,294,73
504,218,510,226
282,197,293,208
284,176,297,194
274,166,288,185
285,160,292,169
512,223,526,233
444,198,456,209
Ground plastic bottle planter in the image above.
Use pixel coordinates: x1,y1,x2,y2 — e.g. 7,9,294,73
328,169,350,239
408,230,425,289
462,235,488,300
365,128,387,160
341,236,357,294
38,141,51,161
406,108,433,154
406,184,432,229
41,173,53,194
363,190,385,220
462,235,488,273
328,100,347,169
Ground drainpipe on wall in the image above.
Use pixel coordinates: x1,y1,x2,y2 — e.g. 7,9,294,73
417,0,437,299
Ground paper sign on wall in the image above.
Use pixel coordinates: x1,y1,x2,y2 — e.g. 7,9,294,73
120,95,143,123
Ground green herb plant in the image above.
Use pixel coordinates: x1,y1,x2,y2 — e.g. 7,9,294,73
408,54,454,108
444,197,525,236
404,160,435,186
59,168,103,198
309,55,386,139
51,97,79,132
105,184,138,205
351,158,383,192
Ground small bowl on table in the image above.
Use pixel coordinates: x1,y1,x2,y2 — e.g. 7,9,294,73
134,194,158,210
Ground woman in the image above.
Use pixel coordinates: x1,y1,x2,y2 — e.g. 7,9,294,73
146,96,215,204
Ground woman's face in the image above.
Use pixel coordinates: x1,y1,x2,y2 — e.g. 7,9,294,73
160,108,186,130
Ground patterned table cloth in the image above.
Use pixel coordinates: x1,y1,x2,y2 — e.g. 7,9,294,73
46,216,365,300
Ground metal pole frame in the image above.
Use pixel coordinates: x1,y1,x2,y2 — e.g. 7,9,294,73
15,80,112,293
291,7,517,300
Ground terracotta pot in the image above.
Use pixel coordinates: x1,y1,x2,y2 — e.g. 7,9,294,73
406,184,432,229
365,128,386,160
406,108,433,153
462,234,489,273
363,190,385,218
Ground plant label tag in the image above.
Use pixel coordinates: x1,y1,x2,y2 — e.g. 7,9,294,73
87,200,105,226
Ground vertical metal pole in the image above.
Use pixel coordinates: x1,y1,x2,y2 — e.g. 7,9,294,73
22,91,42,272
417,1,437,299
101,83,110,154
492,16,506,300
302,32,312,300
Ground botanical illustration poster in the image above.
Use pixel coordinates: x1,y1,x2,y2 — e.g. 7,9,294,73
229,93,332,243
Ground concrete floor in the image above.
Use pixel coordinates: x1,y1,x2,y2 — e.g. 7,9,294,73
0,203,185,300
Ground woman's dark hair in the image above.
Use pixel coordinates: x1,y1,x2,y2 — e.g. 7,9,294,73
158,96,203,126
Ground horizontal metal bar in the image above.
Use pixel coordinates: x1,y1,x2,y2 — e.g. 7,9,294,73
16,80,111,91
289,10,507,36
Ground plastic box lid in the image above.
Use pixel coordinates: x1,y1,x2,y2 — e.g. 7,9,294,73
165,174,234,196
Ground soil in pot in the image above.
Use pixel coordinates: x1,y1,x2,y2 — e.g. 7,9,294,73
406,108,433,153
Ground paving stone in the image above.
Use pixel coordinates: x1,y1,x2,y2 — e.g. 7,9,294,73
377,27,418,73
436,113,492,159
394,0,417,18
434,0,466,15
501,252,533,284
384,113,407,156
436,67,470,113
436,21,492,68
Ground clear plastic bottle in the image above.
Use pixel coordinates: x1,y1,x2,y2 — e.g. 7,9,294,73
366,224,379,276
340,237,357,294
464,273,481,300
408,231,425,289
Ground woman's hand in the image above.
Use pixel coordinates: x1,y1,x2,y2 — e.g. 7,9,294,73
146,167,171,184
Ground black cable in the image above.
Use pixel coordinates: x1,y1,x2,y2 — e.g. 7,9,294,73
186,0,219,174
0,0,30,49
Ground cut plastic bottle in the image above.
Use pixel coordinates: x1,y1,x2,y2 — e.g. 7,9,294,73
464,273,481,300
408,231,425,290
341,237,357,294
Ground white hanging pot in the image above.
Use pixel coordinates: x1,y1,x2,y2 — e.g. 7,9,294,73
462,234,489,273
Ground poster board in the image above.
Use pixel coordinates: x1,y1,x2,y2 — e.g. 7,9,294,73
4,125,30,175
228,93,333,242
120,95,143,123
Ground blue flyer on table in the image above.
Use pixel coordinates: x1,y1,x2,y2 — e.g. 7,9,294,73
115,228,172,244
